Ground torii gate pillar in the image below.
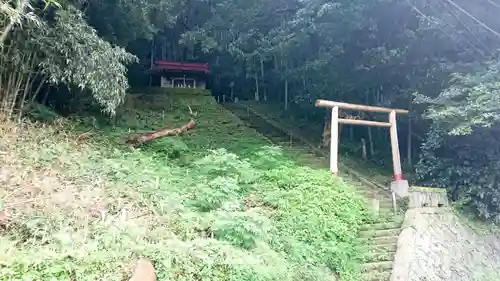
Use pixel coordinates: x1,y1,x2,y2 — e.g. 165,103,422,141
315,99,410,198
389,110,409,197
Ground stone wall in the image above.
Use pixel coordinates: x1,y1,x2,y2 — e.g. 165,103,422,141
408,186,448,209
391,207,500,281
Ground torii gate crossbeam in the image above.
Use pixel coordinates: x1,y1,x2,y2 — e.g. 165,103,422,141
315,99,410,197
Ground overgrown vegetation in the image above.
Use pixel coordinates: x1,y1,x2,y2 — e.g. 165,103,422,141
415,62,500,222
229,100,394,183
1,1,136,118
3,0,500,278
0,89,369,280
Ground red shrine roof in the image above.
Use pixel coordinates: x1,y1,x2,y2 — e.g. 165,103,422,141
151,60,210,73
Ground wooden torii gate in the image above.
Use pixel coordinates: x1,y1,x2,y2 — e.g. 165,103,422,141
315,99,409,190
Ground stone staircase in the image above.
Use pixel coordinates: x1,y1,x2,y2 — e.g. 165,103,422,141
224,102,404,280
357,213,404,281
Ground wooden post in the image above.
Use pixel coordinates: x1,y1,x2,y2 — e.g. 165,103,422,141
149,39,154,87
389,110,403,181
361,138,367,161
392,192,398,214
371,198,380,217
331,106,339,175
368,127,374,157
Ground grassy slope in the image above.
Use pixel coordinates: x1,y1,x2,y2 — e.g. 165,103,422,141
0,88,369,281
232,100,394,187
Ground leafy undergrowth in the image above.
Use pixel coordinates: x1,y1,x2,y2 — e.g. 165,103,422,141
0,88,369,281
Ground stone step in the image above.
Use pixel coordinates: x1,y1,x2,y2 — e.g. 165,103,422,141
366,201,395,210
360,221,402,231
380,200,397,207
296,152,317,158
356,189,392,198
357,235,399,245
367,214,404,224
286,146,306,151
356,192,391,201
361,270,392,281
360,261,393,273
367,242,398,252
362,250,397,263
274,142,292,147
359,228,401,238
356,239,397,248
269,136,288,142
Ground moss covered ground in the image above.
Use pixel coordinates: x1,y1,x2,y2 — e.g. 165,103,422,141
0,88,371,281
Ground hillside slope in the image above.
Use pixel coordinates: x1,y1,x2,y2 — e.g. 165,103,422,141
222,101,405,281
1,88,370,281
224,100,394,187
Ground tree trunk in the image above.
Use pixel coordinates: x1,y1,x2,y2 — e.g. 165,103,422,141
284,59,288,110
172,39,177,61
0,20,15,44
365,91,374,157
284,79,288,110
362,138,367,161
368,126,374,157
161,37,166,60
260,59,267,102
407,96,413,168
149,39,155,87
126,107,197,146
254,72,260,102
126,119,195,146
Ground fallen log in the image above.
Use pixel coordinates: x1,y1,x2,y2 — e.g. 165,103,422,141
126,106,196,146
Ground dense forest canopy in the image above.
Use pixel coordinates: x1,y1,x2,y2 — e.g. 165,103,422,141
2,0,500,220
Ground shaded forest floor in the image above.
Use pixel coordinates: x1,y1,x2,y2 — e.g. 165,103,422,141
0,89,384,281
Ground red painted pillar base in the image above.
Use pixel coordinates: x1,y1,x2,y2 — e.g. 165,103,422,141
393,173,404,181
390,179,410,197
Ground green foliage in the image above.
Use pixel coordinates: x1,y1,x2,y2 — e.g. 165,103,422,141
4,0,500,220
35,7,137,115
212,208,271,250
25,102,61,122
416,61,500,222
262,165,366,277
144,138,190,160
415,61,500,136
2,89,369,281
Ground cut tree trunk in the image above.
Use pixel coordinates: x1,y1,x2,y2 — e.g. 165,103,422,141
126,106,196,146
126,119,195,146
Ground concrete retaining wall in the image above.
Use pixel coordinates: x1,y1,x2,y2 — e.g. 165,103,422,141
390,207,500,281
408,186,448,209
